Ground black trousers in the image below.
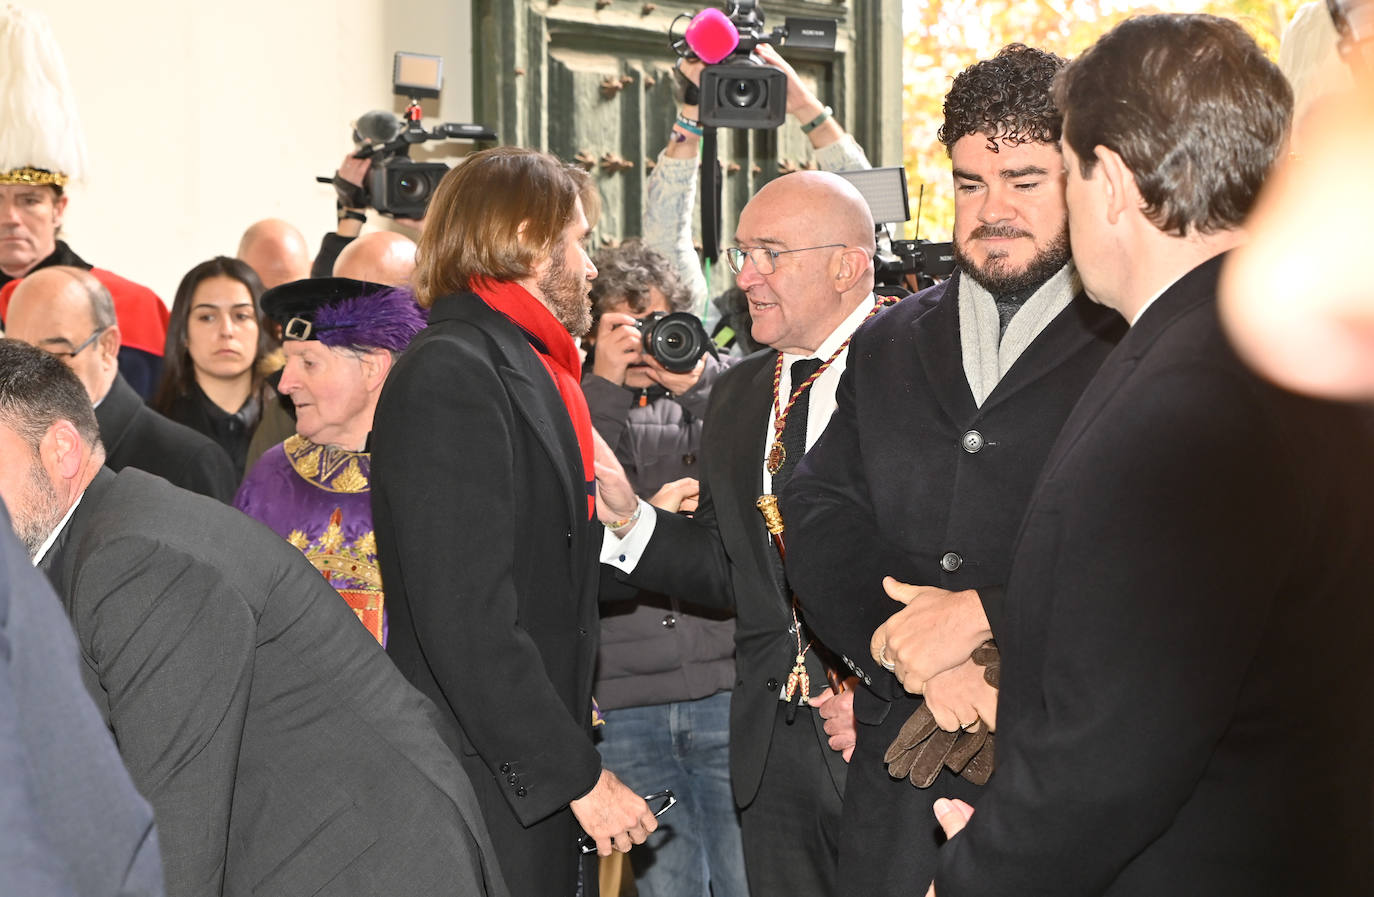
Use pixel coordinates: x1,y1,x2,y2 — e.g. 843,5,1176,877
739,701,846,897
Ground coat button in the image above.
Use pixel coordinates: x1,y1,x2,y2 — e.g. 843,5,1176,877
682,453,697,465
941,551,963,572
516,786,527,798
578,627,588,636
566,530,573,544
500,762,512,774
766,677,779,691
507,773,519,785
961,430,985,453
661,614,677,629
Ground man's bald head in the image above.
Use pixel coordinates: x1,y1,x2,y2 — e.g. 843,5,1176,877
332,231,417,286
731,171,878,355
746,170,877,257
6,266,121,402
237,218,311,289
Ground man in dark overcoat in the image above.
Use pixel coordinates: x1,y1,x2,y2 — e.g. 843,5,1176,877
369,147,657,897
780,45,1125,897
932,15,1374,895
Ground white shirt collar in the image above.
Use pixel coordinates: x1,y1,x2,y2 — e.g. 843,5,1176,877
30,492,84,567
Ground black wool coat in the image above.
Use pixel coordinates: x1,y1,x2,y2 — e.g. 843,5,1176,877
781,272,1125,896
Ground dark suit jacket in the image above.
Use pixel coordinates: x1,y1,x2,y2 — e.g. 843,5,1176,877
780,274,1125,895
42,467,508,897
95,373,237,502
603,347,849,809
371,293,604,897
937,256,1374,895
1,505,163,897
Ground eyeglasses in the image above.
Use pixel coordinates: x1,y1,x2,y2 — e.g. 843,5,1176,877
44,327,107,359
724,243,847,275
577,790,678,854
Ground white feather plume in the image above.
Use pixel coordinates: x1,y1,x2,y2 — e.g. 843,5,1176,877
0,2,87,180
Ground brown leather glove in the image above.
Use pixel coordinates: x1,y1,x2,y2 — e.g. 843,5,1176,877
884,640,1001,787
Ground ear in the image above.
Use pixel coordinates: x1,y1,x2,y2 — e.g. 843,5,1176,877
832,246,870,293
40,419,87,486
1093,146,1136,227
98,324,122,364
53,192,69,226
358,348,394,393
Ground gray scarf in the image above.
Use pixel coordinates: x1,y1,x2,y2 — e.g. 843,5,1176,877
958,264,1080,407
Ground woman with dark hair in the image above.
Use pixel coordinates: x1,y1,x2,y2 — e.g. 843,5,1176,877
153,256,275,479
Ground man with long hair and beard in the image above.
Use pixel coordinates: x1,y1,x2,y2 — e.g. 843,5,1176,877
779,44,1126,897
368,147,658,897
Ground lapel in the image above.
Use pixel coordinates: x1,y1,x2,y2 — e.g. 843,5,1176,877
428,293,584,543
979,293,1125,417
711,350,789,596
92,374,139,457
1039,256,1224,483
913,276,980,425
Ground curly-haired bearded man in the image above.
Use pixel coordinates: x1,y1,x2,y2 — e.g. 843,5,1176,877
779,44,1127,896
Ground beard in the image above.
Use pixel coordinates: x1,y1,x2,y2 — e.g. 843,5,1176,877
538,242,593,338
10,455,67,559
953,223,1072,297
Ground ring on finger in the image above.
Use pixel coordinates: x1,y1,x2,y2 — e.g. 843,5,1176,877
877,644,896,671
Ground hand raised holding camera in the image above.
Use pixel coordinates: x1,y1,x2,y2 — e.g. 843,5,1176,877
590,313,645,386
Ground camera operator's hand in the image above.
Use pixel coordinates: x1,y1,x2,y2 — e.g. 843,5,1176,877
334,154,372,237
754,43,843,149
591,312,644,386
667,59,706,161
642,353,705,397
393,215,427,237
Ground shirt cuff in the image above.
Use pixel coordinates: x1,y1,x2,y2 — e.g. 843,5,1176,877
599,498,658,571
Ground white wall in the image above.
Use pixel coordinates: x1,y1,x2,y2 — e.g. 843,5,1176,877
25,0,474,301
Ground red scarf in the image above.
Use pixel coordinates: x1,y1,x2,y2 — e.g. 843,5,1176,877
471,277,595,519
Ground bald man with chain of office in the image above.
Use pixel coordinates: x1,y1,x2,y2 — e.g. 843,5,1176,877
596,169,878,896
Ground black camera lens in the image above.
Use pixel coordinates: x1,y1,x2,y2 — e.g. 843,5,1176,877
642,312,711,373
396,175,429,201
723,78,762,109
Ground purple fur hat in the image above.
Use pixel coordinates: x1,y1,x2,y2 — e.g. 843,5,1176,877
261,277,427,352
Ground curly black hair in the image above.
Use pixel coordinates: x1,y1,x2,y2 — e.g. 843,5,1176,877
938,43,1067,153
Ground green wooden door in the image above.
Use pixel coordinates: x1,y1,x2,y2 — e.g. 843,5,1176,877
472,0,901,260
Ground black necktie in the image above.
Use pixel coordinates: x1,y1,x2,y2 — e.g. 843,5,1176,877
771,357,823,497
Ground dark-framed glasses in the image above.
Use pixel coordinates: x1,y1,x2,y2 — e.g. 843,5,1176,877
43,326,107,359
577,789,677,854
724,243,847,275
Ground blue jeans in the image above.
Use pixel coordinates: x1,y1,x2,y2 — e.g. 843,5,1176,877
596,690,749,897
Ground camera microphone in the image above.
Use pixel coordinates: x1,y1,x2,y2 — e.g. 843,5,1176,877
685,8,740,64
353,110,404,145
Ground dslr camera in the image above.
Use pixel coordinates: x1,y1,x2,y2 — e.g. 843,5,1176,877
674,1,837,129
635,312,718,373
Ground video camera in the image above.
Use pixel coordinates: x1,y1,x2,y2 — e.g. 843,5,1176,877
321,52,496,219
671,1,837,129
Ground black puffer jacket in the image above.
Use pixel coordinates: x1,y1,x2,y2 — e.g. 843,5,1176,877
583,353,737,710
